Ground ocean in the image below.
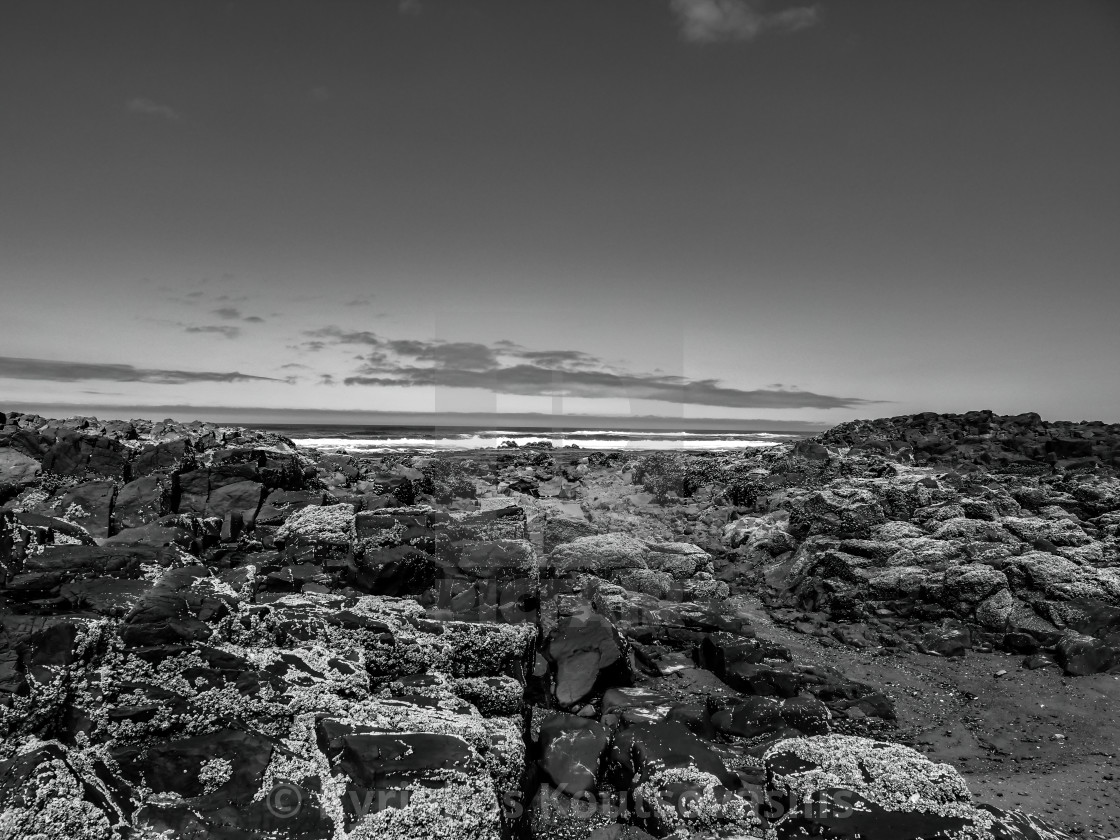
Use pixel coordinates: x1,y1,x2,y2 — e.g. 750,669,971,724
257,424,810,453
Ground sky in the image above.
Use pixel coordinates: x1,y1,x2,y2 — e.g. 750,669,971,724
2,0,1118,428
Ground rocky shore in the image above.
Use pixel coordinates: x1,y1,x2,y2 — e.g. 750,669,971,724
1,408,1118,839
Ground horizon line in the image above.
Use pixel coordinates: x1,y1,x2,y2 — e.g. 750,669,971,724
1,402,834,432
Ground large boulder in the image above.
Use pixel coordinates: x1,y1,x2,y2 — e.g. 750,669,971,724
611,721,761,837
550,533,649,574
789,488,886,540
765,735,984,839
538,712,609,794
544,598,631,708
276,503,355,547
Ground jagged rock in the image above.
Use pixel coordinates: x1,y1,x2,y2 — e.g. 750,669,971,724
0,409,1112,837
789,488,886,540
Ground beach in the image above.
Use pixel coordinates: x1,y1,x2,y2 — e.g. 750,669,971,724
1,407,1118,837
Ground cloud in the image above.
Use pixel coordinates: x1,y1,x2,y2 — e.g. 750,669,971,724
125,97,182,121
213,307,241,319
0,356,283,385
343,365,870,409
669,0,820,43
304,326,873,410
184,325,241,339
243,316,265,323
399,0,423,15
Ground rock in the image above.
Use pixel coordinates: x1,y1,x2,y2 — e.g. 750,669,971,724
611,721,760,837
56,481,117,539
538,712,608,794
975,588,1015,630
711,696,788,740
1023,653,1059,670
204,479,263,522
765,735,988,839
276,502,354,546
550,533,650,574
932,517,1016,543
0,449,41,491
174,468,209,515
256,488,325,525
789,488,886,540
601,686,673,725
314,716,501,838
1055,634,1118,675
545,599,631,708
132,439,194,476
1002,516,1091,547
0,409,1113,837
613,568,676,599
542,517,597,553
586,827,657,840
0,741,126,836
977,805,1077,840
644,541,712,578
723,511,797,555
682,577,729,602
449,505,529,542
919,625,971,657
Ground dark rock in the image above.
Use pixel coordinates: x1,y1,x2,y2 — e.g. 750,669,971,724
545,600,630,708
919,625,971,658
205,479,264,522
0,449,41,492
114,475,169,531
538,712,608,794
175,469,210,515
57,480,117,539
133,439,194,477
1055,634,1118,675
610,720,738,789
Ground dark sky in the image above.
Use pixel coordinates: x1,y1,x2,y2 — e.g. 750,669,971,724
2,0,1118,424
